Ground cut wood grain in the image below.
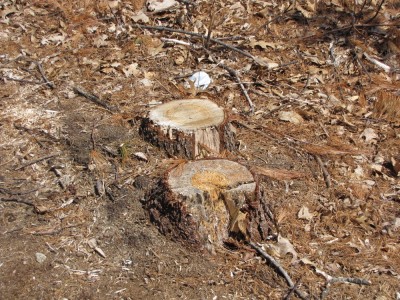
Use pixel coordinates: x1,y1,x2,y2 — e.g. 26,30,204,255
146,159,271,252
140,99,236,159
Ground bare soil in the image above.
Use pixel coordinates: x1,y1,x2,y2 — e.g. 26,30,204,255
0,1,399,299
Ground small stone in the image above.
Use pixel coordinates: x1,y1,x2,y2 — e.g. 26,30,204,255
35,252,47,264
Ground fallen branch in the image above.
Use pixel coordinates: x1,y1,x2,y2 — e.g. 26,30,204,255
301,22,398,41
73,86,119,112
0,187,38,196
249,241,309,300
314,267,371,299
363,52,391,73
14,124,60,142
315,155,331,188
14,153,60,171
233,121,299,153
0,197,36,208
160,37,200,48
36,62,55,89
219,63,255,114
364,0,385,24
283,277,303,300
1,76,42,85
263,102,290,117
136,24,258,62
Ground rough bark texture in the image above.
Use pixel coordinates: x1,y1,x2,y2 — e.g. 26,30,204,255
146,159,271,252
140,99,236,159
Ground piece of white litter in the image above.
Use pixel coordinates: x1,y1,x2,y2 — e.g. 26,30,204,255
35,252,47,263
189,71,212,90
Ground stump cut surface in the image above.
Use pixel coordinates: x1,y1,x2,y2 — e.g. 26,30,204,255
148,159,265,252
141,99,236,159
149,99,225,130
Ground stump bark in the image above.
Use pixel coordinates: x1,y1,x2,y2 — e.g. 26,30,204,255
147,159,270,252
140,99,236,159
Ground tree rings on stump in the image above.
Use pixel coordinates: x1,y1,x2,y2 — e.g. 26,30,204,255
147,159,269,252
140,99,236,159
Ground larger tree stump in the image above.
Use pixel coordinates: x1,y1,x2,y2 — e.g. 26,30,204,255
140,99,236,159
146,159,270,252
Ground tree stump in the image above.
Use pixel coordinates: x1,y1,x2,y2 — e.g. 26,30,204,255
140,99,236,159
146,159,270,252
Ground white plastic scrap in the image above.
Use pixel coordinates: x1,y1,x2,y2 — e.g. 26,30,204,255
189,71,212,90
147,0,178,13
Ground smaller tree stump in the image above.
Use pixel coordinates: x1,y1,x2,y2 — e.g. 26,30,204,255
140,99,236,159
146,159,270,252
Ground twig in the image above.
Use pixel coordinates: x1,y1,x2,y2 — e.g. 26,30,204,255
302,73,310,92
234,121,300,153
14,123,60,142
249,241,309,300
219,63,255,114
0,187,38,196
0,197,36,208
105,186,116,202
318,121,329,137
205,0,216,49
136,24,258,61
263,102,290,117
73,86,119,112
160,37,192,47
30,223,81,236
91,122,97,150
314,267,370,299
176,0,195,5
363,52,391,73
36,62,55,89
364,0,385,23
283,277,303,300
14,153,60,171
315,155,331,188
301,22,398,40
155,79,177,98
329,41,336,66
1,76,42,85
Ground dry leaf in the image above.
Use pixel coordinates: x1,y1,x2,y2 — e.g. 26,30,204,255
267,235,298,263
175,56,185,65
253,56,279,69
93,34,109,47
123,63,141,77
130,11,150,23
300,257,317,267
82,57,100,68
298,206,314,221
146,41,164,56
278,111,304,124
249,40,276,50
352,165,365,179
41,33,66,46
373,91,400,124
360,128,378,143
134,152,148,162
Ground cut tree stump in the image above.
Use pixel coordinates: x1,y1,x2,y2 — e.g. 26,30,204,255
146,159,271,252
140,99,236,159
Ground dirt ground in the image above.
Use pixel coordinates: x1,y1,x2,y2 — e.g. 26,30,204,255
1,0,399,299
